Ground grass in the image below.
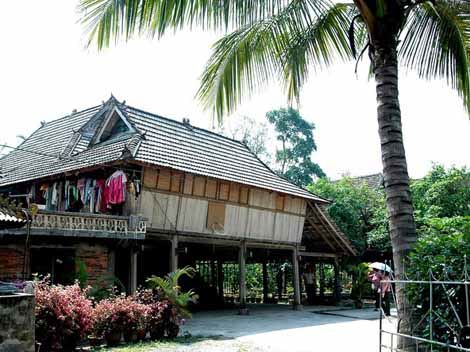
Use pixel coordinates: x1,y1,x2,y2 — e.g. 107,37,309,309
92,335,230,352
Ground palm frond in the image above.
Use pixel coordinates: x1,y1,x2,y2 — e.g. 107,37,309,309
197,0,351,120
282,2,356,102
79,0,311,48
400,0,470,114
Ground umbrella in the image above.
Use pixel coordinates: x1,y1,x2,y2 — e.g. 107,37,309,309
369,262,393,273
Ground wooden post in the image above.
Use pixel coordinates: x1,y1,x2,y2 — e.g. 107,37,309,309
333,259,341,304
170,235,178,273
292,246,302,310
312,262,317,302
319,262,325,300
262,260,269,303
130,249,138,294
217,259,224,303
238,240,248,315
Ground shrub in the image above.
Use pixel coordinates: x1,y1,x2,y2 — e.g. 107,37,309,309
35,279,94,351
147,266,199,338
92,295,149,338
407,216,470,344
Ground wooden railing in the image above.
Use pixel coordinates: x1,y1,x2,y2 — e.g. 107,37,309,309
30,211,146,237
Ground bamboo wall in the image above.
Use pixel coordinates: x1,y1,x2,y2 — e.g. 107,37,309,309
138,167,307,244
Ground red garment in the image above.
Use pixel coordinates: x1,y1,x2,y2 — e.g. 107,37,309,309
105,171,127,205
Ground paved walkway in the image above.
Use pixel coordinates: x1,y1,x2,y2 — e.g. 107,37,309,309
180,305,392,352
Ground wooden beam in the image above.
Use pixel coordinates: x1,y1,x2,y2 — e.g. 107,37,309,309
299,251,338,258
314,203,356,255
308,202,347,253
305,215,336,252
169,235,178,273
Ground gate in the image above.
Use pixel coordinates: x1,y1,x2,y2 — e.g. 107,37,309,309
380,258,470,351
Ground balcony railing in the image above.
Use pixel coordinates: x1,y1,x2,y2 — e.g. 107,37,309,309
26,210,146,239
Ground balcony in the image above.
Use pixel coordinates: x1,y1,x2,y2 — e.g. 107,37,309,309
2,210,146,240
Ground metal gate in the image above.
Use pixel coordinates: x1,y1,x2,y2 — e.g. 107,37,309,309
380,258,470,351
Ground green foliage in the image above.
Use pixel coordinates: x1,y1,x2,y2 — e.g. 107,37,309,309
411,165,470,226
266,107,324,187
407,216,470,342
309,176,389,254
76,259,89,288
350,263,371,303
147,266,198,319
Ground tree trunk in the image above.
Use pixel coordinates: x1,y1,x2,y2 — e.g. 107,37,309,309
372,43,417,350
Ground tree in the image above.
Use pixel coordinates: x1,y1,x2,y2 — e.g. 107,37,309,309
309,176,390,254
215,115,271,163
267,108,324,187
411,165,470,226
80,0,470,342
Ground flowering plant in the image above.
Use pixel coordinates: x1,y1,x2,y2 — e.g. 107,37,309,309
92,295,149,336
35,278,94,351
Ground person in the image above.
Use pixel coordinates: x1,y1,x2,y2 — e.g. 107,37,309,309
368,268,382,311
380,272,392,316
303,264,316,305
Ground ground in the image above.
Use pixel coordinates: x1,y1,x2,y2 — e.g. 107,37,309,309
94,304,396,352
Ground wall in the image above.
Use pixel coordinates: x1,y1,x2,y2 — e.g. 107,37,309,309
0,246,26,280
0,293,35,352
140,189,306,244
76,244,110,286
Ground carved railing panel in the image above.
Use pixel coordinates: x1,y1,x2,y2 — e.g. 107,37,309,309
30,211,146,237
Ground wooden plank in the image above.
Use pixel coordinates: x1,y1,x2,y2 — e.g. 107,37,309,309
157,169,171,191
170,172,182,193
143,167,158,188
218,182,230,200
205,179,217,199
229,183,240,203
183,174,193,195
298,251,338,258
193,176,206,197
207,201,226,232
239,187,249,204
276,195,285,211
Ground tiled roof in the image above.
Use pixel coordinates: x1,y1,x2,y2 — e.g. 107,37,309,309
0,97,326,202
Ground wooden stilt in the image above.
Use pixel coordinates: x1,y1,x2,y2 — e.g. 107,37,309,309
217,259,224,303
292,246,302,310
238,240,249,315
334,259,341,303
170,235,178,273
319,262,325,300
262,260,269,303
130,249,138,294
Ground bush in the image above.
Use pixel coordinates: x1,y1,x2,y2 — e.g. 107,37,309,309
35,279,94,351
408,216,470,344
92,295,149,339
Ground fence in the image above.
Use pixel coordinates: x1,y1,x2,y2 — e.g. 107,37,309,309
380,258,470,352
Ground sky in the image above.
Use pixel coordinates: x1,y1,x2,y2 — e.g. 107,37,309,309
0,1,469,180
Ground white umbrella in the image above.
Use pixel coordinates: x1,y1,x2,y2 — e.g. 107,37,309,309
369,262,393,273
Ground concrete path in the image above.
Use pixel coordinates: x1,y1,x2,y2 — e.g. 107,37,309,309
181,305,393,352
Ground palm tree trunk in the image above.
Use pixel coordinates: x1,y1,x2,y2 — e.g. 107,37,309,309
371,44,417,349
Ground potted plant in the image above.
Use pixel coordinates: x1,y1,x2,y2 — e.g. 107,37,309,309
147,266,199,339
350,263,371,309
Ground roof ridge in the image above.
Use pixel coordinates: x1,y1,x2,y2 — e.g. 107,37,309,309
125,105,250,147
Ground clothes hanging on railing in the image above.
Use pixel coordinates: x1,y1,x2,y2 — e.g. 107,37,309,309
105,170,127,205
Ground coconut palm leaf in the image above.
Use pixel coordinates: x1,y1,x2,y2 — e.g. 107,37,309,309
196,0,353,120
400,0,470,113
79,0,330,48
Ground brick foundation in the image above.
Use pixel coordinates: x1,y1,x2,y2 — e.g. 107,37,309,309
76,244,109,286
0,246,26,280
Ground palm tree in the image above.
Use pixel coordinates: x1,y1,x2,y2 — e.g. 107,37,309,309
80,0,470,345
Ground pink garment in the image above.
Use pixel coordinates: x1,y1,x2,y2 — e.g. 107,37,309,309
369,271,382,290
105,171,127,205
